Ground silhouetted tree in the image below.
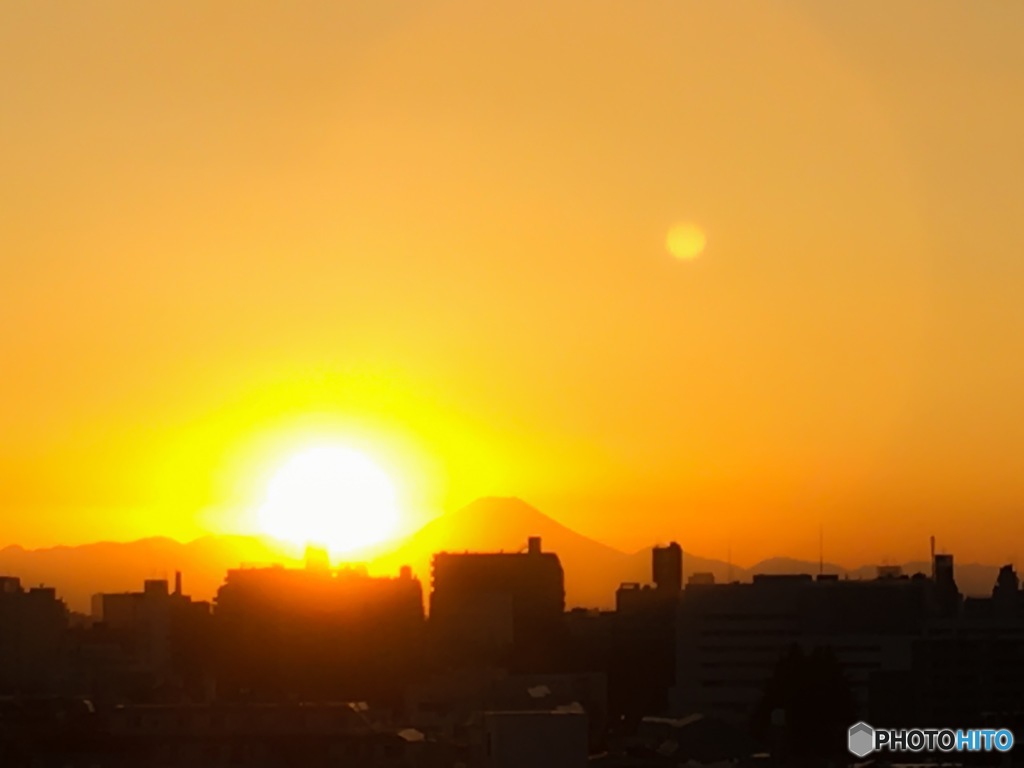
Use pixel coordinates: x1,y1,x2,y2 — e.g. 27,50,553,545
751,644,856,766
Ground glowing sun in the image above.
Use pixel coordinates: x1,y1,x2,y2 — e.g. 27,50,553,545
667,222,706,260
257,445,399,556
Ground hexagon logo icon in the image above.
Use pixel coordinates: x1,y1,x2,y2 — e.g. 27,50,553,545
848,721,875,758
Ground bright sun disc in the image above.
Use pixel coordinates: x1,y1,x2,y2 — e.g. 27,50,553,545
257,445,399,556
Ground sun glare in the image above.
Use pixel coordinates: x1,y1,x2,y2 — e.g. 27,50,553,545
257,445,399,558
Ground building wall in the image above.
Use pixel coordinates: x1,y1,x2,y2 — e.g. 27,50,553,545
671,576,930,724
213,566,424,701
429,546,565,671
0,577,68,692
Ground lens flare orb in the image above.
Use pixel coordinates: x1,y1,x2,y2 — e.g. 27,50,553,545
666,222,707,260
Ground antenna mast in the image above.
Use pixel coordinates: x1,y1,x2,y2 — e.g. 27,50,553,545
819,523,824,576
727,538,732,583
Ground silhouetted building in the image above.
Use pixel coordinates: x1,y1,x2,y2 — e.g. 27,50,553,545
0,577,68,694
609,545,682,727
672,572,931,725
652,543,682,594
562,608,613,674
876,564,903,579
933,553,962,617
993,564,1023,619
78,575,212,703
614,542,682,614
428,537,564,671
912,562,1024,727
214,564,423,703
4,537,1022,763
91,579,173,672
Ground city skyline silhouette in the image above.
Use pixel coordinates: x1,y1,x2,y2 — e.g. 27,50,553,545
0,496,1011,616
1,524,1021,766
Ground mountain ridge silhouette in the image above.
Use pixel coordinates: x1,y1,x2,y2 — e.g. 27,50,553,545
0,497,1003,611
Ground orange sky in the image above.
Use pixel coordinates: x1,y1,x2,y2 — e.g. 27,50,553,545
2,1,1024,567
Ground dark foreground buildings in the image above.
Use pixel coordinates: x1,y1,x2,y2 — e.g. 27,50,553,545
428,536,565,671
215,561,424,703
73,575,212,704
2,539,1024,766
610,543,681,726
0,577,67,693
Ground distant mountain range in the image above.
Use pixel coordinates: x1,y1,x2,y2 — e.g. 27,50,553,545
0,497,1004,612
0,534,301,615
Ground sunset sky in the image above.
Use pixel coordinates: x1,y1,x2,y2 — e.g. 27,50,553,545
2,1,1023,567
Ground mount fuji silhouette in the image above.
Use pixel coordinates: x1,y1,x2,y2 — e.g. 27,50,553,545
372,497,742,608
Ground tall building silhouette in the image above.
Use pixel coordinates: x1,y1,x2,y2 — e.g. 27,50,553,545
215,564,423,702
932,552,962,616
609,544,681,725
429,537,565,671
0,577,67,694
652,542,683,594
83,576,211,702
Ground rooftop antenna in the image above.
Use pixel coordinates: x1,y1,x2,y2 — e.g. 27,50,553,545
818,523,824,576
727,538,733,583
930,535,936,579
